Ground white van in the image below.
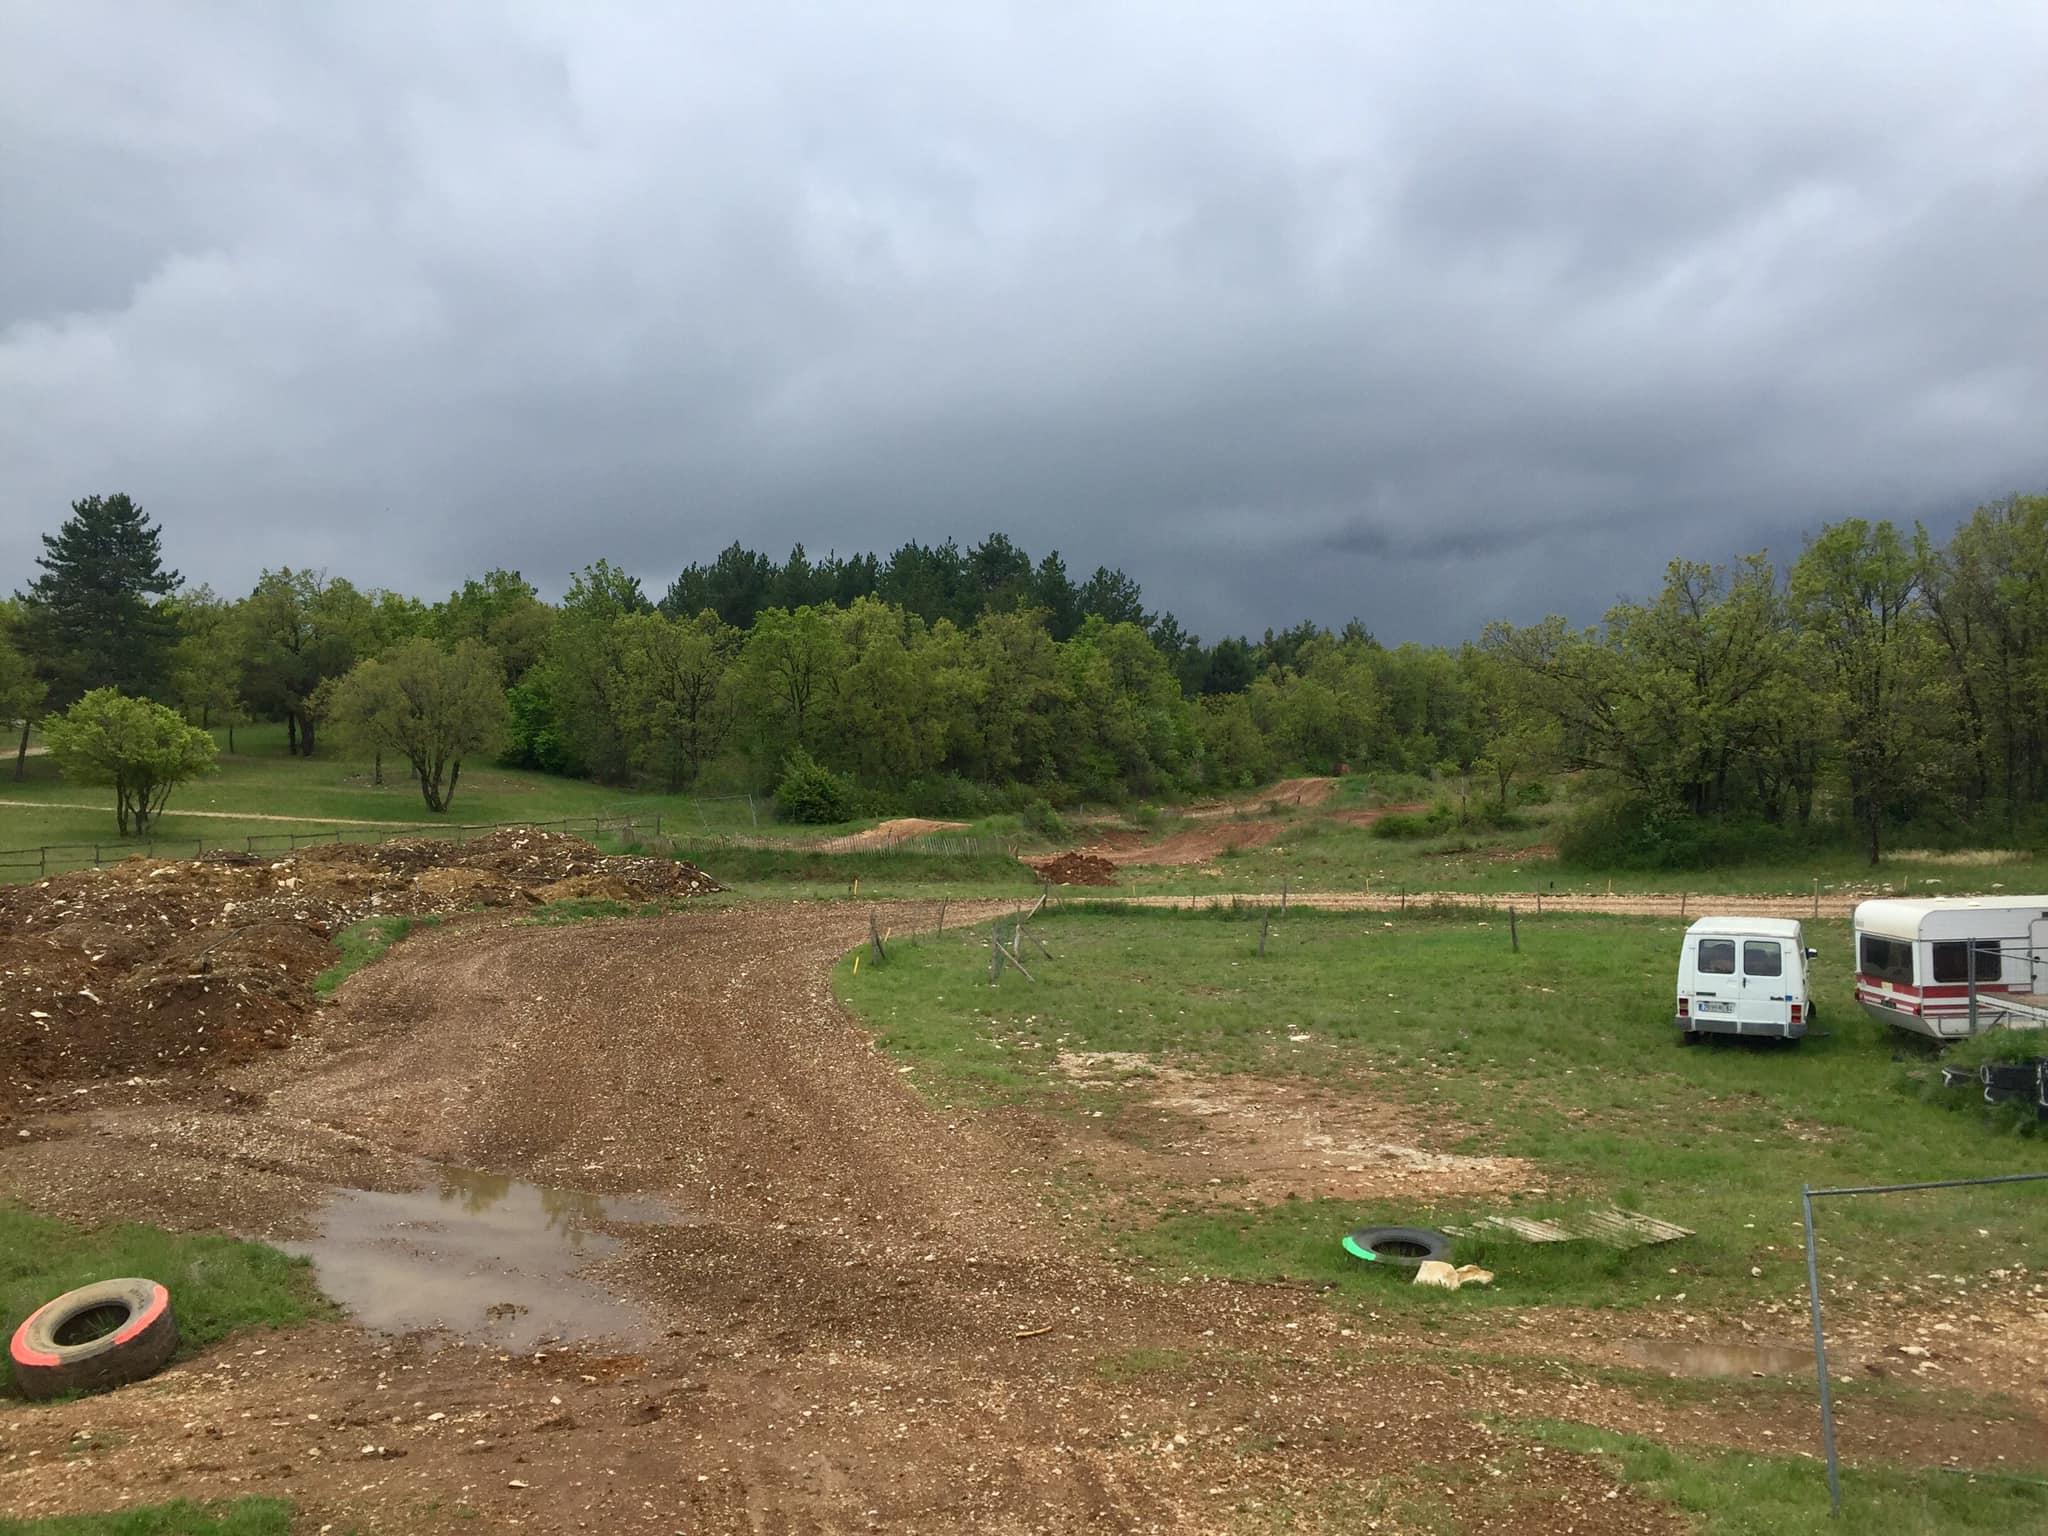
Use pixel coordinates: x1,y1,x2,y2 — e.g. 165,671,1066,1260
1675,917,1815,1043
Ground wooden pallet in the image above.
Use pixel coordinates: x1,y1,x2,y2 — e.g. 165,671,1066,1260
1443,1208,1693,1250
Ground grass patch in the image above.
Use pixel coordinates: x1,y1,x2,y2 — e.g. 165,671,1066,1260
0,1502,294,1536
1517,1420,2048,1535
526,899,669,924
0,1205,326,1397
313,914,443,996
840,907,2048,1310
1091,1345,1190,1383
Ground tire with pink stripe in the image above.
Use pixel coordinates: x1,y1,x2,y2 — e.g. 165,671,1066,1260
9,1278,177,1400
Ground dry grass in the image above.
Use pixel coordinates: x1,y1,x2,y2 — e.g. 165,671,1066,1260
1890,848,2031,867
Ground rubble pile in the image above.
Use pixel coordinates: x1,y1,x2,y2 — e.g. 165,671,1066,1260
0,830,722,1108
1028,852,1118,887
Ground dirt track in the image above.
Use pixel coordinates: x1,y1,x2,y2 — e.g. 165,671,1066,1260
1116,887,1866,918
3,902,2041,1531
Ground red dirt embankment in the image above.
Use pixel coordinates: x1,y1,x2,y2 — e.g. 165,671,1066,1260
0,829,720,1112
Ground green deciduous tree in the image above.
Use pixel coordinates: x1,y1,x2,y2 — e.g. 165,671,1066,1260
0,609,49,782
531,560,649,782
325,639,507,812
433,569,555,684
166,586,247,750
44,688,217,835
238,569,380,756
1790,520,1952,864
612,610,737,791
18,493,180,705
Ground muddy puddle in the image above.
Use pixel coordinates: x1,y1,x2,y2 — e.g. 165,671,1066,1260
1621,1339,1815,1378
288,1167,681,1351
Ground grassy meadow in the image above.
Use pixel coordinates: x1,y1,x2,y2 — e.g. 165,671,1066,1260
839,907,2048,1313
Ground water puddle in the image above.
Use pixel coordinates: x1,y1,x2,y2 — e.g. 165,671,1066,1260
1621,1339,1815,1378
288,1166,681,1351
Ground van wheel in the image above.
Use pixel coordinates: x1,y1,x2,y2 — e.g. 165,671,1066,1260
1678,1029,1702,1047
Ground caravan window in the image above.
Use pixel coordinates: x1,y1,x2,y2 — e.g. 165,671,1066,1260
1697,939,1736,975
1931,941,2003,984
1743,941,1783,977
1860,934,1914,985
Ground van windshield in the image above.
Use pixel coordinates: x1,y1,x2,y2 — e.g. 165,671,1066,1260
1698,938,1736,975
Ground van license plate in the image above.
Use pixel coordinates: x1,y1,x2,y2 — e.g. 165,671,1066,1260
1695,1000,1734,1014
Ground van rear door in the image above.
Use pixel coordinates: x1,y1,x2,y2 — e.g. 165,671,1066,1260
1734,937,1792,1031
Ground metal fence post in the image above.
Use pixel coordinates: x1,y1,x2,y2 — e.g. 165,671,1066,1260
1801,1185,1843,1517
1968,941,1979,1035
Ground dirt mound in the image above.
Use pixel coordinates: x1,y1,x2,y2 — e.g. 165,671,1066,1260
1030,852,1118,886
0,830,723,1112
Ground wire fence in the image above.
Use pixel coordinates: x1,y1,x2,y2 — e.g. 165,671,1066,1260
0,812,667,882
1801,1172,2048,1515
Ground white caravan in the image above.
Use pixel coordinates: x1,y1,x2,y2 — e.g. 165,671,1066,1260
1853,896,2048,1040
1674,917,1815,1043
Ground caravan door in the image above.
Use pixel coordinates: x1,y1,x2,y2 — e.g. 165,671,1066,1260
2032,917,2048,996
1734,936,1793,1033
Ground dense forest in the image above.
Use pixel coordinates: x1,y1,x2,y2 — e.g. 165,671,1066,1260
7,492,2048,862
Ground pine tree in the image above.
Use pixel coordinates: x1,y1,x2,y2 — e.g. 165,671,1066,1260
19,493,180,705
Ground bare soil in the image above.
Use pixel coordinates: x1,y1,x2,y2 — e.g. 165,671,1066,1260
0,831,720,1119
1054,1051,1536,1204
1178,777,1339,819
1030,853,1118,887
2,900,2043,1532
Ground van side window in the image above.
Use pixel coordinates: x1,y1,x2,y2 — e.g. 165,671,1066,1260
1859,934,1914,985
1697,939,1736,975
1931,941,2002,984
1743,940,1783,977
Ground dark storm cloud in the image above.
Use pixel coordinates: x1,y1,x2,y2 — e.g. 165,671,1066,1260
3,2,2045,642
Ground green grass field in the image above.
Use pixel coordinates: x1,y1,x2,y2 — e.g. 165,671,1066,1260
0,1502,293,1536
0,1206,328,1399
10,736,2041,905
839,907,2048,1313
1518,1422,2048,1536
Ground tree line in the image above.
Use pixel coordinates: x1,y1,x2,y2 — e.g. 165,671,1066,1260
5,491,2047,861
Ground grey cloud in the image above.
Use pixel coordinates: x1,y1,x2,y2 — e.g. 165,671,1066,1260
2,2,2045,645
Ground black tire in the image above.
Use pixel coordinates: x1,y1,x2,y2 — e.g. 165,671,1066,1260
9,1278,178,1401
1678,1029,1702,1047
1342,1226,1452,1269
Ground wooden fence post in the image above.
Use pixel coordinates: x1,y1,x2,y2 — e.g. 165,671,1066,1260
1509,906,1519,953
1259,912,1270,957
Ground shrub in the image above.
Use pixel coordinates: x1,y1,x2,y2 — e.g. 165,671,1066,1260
1021,798,1069,841
774,749,855,824
1371,802,1458,840
1515,779,1554,806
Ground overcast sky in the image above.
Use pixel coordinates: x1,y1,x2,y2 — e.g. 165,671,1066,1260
3,3,2044,643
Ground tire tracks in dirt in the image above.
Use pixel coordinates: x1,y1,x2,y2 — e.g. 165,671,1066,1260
1,900,2036,1533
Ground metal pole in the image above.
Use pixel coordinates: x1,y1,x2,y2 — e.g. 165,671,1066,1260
1969,941,1979,1036
1801,1185,1844,1517
1509,906,1519,953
